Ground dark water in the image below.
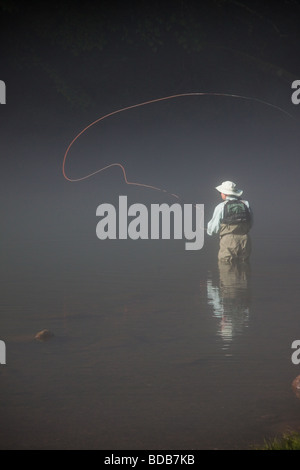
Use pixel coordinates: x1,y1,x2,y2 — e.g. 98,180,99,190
1,230,300,450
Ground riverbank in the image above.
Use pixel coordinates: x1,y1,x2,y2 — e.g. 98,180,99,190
255,431,300,450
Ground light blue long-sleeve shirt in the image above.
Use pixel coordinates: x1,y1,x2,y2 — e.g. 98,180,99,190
207,197,251,236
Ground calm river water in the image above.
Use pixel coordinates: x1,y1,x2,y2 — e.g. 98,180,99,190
1,230,300,450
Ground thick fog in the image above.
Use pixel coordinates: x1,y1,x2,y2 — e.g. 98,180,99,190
2,89,299,276
1,1,300,450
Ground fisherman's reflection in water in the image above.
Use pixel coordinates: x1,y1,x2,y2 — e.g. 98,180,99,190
207,261,251,346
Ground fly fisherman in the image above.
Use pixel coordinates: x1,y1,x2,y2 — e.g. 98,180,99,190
207,181,253,262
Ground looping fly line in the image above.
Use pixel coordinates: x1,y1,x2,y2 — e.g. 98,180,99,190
62,92,293,200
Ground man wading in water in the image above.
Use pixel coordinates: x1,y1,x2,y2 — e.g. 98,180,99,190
207,181,253,263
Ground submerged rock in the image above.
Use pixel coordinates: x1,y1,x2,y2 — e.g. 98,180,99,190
292,375,300,399
34,329,54,342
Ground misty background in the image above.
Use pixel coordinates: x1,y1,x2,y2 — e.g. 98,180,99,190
1,1,299,264
1,0,300,450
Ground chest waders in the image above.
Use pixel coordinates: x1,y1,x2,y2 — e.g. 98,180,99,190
218,199,252,262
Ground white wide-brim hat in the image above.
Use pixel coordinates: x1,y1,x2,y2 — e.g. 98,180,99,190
215,181,243,197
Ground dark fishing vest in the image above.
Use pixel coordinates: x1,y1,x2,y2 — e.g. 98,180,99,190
220,198,252,237
222,198,251,225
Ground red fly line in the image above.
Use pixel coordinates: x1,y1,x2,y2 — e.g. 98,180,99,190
62,92,293,199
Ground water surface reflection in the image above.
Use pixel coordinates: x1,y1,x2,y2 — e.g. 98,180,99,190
207,261,251,348
1,238,300,450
